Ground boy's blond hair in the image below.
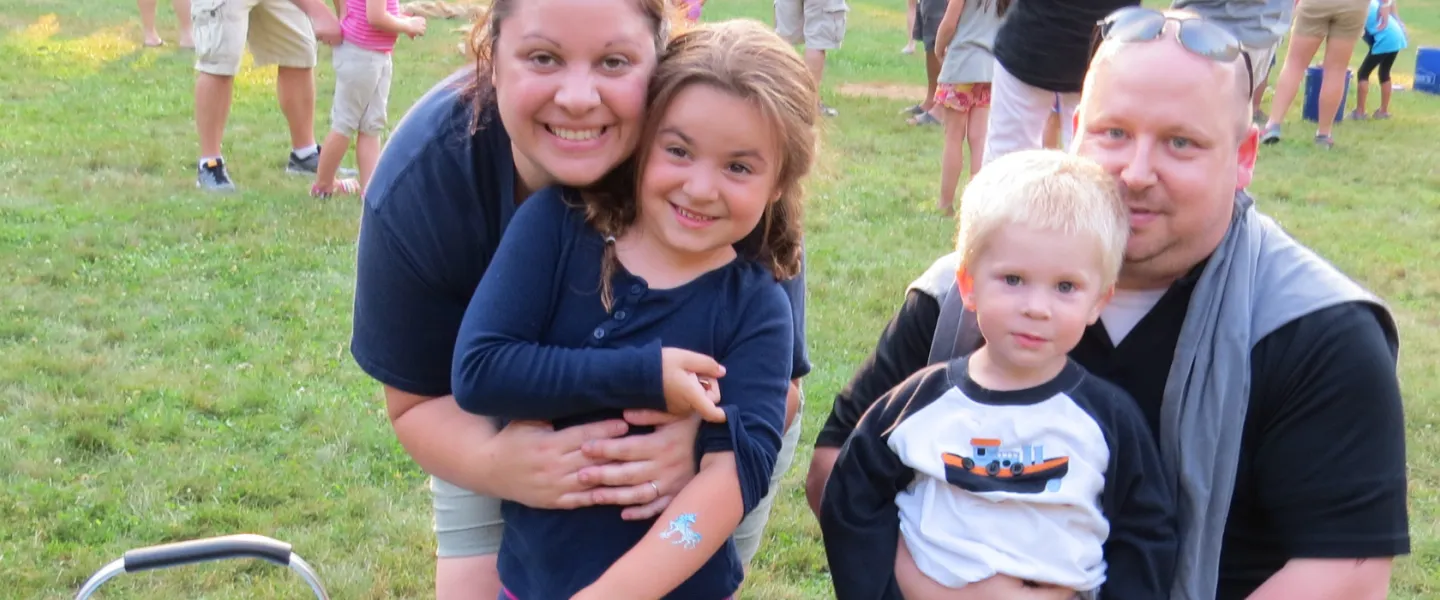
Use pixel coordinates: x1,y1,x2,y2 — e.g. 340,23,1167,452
956,149,1129,289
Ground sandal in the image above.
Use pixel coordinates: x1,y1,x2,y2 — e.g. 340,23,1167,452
310,178,360,198
908,111,941,127
1372,110,1391,120
899,104,925,116
1348,110,1368,121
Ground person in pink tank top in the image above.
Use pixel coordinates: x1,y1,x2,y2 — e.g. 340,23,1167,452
310,0,427,198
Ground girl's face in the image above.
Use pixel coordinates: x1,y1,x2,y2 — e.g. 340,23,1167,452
635,84,781,264
492,0,657,192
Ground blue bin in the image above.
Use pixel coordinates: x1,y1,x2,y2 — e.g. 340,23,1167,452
1303,65,1351,123
1417,47,1440,95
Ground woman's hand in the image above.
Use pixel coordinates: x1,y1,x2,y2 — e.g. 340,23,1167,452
481,418,631,510
578,409,703,520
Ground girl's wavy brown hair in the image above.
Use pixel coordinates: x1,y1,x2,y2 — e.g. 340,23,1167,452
584,19,819,310
459,0,676,133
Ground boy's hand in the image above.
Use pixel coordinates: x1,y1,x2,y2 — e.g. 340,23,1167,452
660,347,727,423
405,15,427,38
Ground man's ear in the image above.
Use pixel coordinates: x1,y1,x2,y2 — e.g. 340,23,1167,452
1236,123,1259,191
956,266,977,311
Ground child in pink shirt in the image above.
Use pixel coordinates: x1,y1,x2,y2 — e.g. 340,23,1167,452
311,0,426,198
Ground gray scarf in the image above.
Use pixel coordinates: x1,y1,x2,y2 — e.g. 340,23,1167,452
914,192,1397,599
1161,192,1396,599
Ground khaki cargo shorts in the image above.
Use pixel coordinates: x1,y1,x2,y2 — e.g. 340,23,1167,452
192,0,317,76
432,401,806,562
1243,38,1282,89
775,0,849,51
1292,0,1369,39
330,42,393,136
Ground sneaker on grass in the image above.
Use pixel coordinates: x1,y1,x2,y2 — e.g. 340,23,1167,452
197,157,236,193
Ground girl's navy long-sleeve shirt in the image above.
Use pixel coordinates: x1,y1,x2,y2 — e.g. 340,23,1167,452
450,186,793,600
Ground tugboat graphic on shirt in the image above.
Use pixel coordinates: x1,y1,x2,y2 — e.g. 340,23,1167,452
942,438,1070,494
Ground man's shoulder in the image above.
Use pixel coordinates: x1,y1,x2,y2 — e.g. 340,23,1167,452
1250,208,1397,348
907,251,961,299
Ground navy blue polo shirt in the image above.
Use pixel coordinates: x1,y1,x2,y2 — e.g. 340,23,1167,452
349,71,810,398
451,187,793,599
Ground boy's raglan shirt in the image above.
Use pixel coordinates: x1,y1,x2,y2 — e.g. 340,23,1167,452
820,357,1176,600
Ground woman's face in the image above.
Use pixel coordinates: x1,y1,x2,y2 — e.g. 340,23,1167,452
492,0,658,192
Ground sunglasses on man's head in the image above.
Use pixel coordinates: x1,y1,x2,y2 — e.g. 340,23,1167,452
1091,7,1254,98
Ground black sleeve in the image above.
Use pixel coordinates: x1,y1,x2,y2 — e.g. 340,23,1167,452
815,289,940,448
1096,386,1178,599
819,369,938,600
1247,302,1409,557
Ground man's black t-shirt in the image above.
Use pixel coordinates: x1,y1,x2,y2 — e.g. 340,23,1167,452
817,276,1409,599
993,0,1140,92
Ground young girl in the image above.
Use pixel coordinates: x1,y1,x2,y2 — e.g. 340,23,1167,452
309,0,426,198
1352,0,1407,120
932,0,1007,215
450,19,818,600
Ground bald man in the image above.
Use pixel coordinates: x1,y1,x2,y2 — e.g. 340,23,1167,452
810,9,1407,599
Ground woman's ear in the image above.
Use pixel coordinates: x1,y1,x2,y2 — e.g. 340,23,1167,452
956,266,977,311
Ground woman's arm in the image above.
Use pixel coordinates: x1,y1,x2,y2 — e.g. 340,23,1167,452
386,385,635,508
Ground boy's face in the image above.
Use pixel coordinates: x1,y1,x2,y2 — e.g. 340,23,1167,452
959,224,1114,380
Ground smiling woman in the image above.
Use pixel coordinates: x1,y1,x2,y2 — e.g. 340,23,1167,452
445,20,818,599
347,1,813,599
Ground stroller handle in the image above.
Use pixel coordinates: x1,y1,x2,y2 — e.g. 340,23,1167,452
74,534,329,600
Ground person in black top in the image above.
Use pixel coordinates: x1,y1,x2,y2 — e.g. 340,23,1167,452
809,10,1408,600
981,0,1138,165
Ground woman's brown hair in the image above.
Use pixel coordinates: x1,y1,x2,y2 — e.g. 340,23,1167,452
585,19,819,310
459,0,677,132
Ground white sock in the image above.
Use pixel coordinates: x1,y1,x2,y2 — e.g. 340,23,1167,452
292,144,319,159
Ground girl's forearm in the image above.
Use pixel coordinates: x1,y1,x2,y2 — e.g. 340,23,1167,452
575,453,743,600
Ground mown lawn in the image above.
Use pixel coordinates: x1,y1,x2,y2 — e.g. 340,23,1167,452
1,0,1437,597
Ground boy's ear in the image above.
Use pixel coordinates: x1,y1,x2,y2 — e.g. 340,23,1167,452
1088,285,1115,325
956,266,977,311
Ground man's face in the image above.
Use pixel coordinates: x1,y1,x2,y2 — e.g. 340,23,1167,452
1073,36,1258,289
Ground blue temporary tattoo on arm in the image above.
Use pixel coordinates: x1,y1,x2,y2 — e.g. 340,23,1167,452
659,513,702,549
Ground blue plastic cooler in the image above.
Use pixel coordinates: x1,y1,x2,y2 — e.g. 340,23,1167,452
1303,66,1351,123
1416,47,1440,95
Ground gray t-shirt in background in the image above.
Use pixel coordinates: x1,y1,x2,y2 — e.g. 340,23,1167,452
1170,0,1294,47
939,0,1005,84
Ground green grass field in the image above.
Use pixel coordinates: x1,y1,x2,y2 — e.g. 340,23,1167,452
1,0,1437,597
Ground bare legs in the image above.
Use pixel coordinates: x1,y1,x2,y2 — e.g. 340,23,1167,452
938,106,988,215
1316,34,1360,136
138,0,192,47
276,66,318,151
1264,34,1322,131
